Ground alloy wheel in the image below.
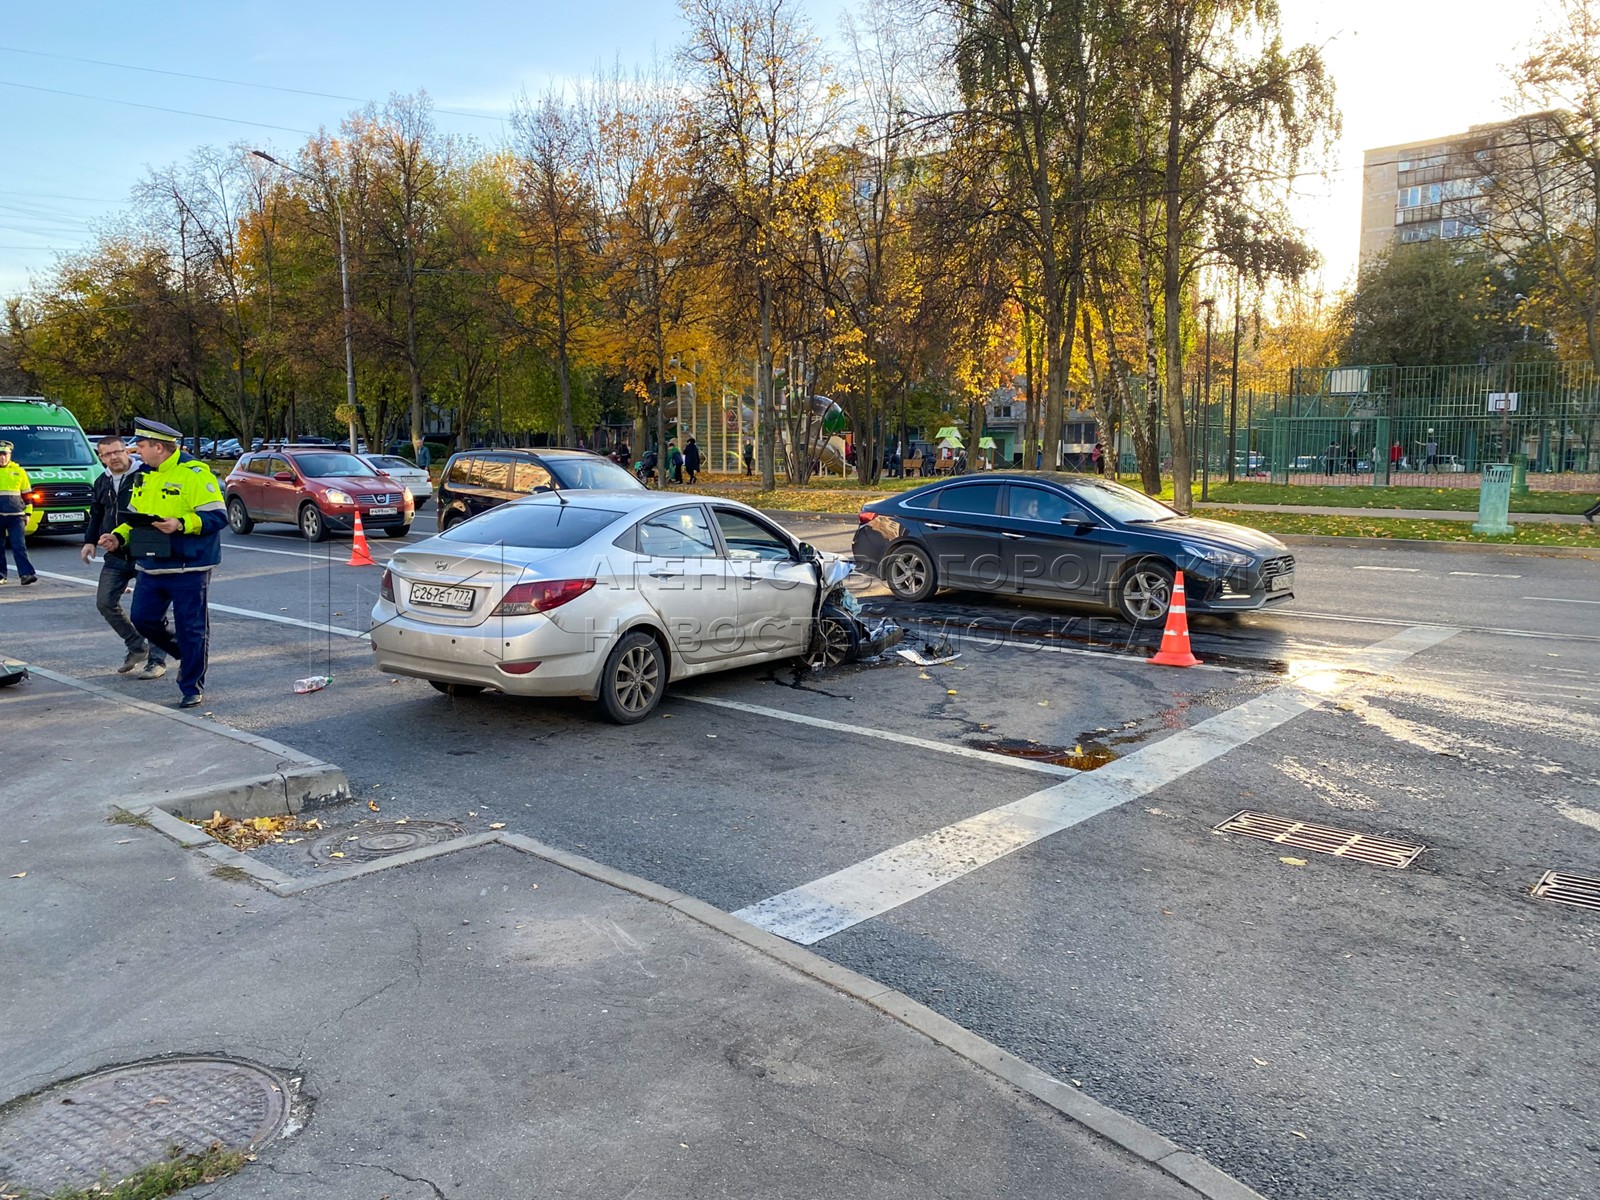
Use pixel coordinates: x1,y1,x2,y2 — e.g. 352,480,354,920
1122,568,1172,623
614,643,660,714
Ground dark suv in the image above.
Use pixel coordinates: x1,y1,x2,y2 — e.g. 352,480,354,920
223,446,416,541
436,448,642,531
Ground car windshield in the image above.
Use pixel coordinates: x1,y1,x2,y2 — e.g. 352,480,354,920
1071,479,1179,523
438,501,623,549
293,453,377,478
0,425,96,467
546,456,644,491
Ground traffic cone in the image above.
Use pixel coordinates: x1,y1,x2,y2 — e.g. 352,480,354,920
346,513,376,567
1148,570,1200,667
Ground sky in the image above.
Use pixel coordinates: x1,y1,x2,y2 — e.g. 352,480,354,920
0,1,1548,302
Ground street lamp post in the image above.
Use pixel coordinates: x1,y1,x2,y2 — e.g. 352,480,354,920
252,150,358,451
1199,298,1215,501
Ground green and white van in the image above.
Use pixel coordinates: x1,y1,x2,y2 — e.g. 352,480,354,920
0,397,103,536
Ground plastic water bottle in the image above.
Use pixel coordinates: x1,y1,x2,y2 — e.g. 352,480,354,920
293,675,332,694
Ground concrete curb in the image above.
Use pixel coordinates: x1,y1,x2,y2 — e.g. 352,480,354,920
20,663,349,818
123,817,1264,1196
765,507,1599,559
204,825,1262,1200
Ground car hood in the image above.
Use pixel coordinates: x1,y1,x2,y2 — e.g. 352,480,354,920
312,474,394,491
1148,517,1287,555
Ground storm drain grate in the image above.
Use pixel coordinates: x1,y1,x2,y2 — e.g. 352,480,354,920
1216,810,1425,869
1531,870,1600,911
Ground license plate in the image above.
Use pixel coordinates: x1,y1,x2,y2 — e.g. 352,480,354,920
368,506,398,517
410,583,474,610
1269,572,1294,592
45,510,79,523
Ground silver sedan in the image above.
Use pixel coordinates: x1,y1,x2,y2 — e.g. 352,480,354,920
361,453,433,509
369,491,827,722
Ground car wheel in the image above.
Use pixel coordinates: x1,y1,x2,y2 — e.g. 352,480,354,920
1116,560,1174,626
883,543,937,602
803,604,860,669
299,504,327,542
438,509,460,533
428,680,484,697
385,523,411,538
226,496,254,534
599,631,665,724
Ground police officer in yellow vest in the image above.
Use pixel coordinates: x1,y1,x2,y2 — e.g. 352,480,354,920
0,440,40,585
96,418,227,708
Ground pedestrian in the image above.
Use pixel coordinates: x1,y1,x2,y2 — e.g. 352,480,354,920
1419,434,1438,474
684,436,701,485
1584,494,1600,522
614,441,631,470
638,447,658,483
415,442,431,470
1390,440,1403,472
743,441,754,476
0,440,38,585
96,418,227,709
1325,441,1339,475
890,444,903,479
667,439,684,484
1091,440,1105,475
81,436,167,678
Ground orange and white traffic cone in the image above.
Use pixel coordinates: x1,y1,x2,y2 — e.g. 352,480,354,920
346,513,376,567
1148,569,1200,668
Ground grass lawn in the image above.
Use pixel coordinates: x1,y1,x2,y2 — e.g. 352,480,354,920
1199,507,1600,548
1198,481,1596,514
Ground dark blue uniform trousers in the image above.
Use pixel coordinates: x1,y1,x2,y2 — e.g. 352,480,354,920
0,514,34,578
131,569,210,699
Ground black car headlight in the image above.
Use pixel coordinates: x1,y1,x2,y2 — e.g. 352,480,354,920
1180,542,1253,570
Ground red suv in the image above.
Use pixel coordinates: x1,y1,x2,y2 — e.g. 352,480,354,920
224,445,415,541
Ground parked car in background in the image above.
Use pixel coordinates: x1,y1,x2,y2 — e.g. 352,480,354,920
223,445,414,540
370,492,896,722
214,438,243,459
435,448,643,531
853,473,1294,626
361,453,432,509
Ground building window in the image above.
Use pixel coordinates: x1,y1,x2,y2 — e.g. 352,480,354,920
1398,185,1423,208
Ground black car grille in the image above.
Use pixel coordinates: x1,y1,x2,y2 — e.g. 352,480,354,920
1260,554,1294,580
35,483,93,505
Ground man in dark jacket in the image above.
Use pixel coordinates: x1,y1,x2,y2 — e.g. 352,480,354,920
684,437,701,485
81,436,167,679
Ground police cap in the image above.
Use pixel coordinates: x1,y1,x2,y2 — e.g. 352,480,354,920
133,417,181,444
0,441,12,453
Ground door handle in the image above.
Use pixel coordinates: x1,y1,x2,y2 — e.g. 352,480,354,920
925,522,946,530
1001,531,1026,539
649,569,681,580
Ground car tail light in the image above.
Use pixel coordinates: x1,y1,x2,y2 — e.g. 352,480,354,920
858,508,877,524
379,568,394,602
495,660,542,675
491,578,596,616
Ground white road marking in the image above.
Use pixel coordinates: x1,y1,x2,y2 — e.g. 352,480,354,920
678,695,1078,778
1353,565,1421,572
1523,596,1600,605
1291,609,1600,644
31,569,371,640
735,624,1460,945
1449,571,1521,579
222,542,373,562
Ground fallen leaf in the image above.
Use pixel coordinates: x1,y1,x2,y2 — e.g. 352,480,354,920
1279,856,1308,866
706,733,717,738
116,838,132,844
946,689,958,696
1291,1130,1308,1140
1252,1056,1269,1067
367,800,381,812
10,872,24,879
395,818,408,825
917,672,931,680
329,852,345,859
468,811,477,817
1038,700,1049,707
147,1097,170,1106
489,823,506,830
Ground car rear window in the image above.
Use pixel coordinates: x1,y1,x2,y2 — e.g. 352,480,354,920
546,456,644,491
437,502,624,549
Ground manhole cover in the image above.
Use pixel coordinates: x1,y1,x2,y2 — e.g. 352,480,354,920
0,1056,289,1195
309,819,465,864
1215,810,1425,869
1531,870,1600,911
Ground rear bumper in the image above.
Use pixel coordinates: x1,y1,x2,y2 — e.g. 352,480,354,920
369,604,608,697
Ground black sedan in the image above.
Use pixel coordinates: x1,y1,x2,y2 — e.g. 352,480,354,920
851,473,1294,625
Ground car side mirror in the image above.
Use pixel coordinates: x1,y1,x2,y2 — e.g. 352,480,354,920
1061,516,1095,533
797,541,820,563
273,471,295,482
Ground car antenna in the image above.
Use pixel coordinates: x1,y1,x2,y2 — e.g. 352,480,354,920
554,486,568,506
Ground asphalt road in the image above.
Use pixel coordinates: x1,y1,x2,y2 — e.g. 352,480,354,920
6,509,1598,1200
